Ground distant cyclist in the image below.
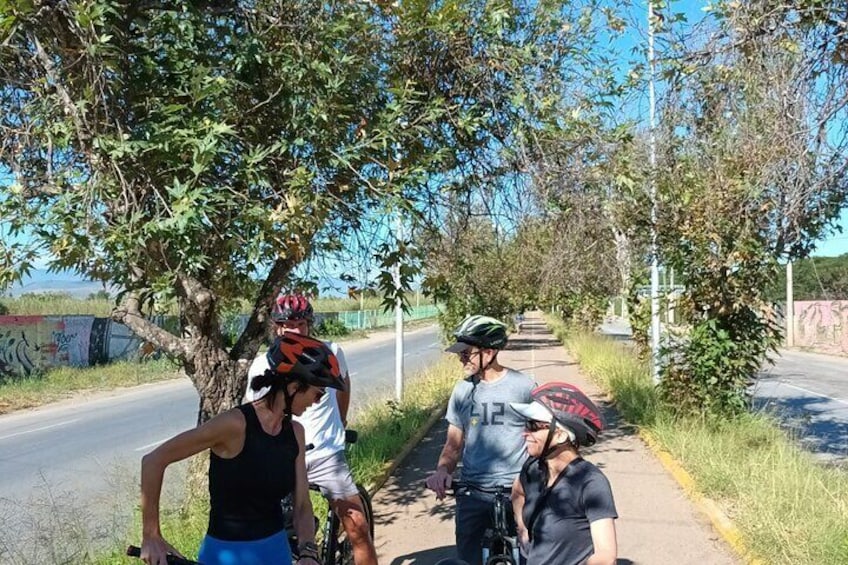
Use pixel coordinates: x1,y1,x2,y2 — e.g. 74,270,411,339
139,334,343,565
514,309,526,334
246,292,377,565
509,382,618,565
425,315,535,565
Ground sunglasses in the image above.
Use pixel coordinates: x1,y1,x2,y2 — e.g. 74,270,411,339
524,420,550,432
458,349,481,362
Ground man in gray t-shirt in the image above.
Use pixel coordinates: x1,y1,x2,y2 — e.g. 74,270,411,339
426,315,535,565
446,369,535,486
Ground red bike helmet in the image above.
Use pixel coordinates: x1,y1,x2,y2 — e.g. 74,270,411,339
271,292,314,323
266,333,345,390
511,382,604,447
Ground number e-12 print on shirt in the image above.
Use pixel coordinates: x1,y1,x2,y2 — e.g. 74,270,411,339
470,402,506,426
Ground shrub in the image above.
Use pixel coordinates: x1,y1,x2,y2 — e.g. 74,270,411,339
313,317,350,338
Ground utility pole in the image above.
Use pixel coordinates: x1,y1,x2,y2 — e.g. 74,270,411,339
648,0,661,384
786,261,794,347
394,212,404,401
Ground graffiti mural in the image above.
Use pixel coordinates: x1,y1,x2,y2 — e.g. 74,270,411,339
0,325,38,377
0,306,439,377
0,316,62,378
0,315,98,378
794,301,848,356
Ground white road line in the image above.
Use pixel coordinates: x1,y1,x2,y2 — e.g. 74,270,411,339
0,418,81,441
777,382,848,407
134,437,170,452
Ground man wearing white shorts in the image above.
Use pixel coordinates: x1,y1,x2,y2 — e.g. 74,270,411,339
246,292,377,565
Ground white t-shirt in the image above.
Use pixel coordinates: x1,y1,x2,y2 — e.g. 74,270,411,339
245,340,348,463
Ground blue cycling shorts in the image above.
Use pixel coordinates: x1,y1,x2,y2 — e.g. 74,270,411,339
198,529,292,565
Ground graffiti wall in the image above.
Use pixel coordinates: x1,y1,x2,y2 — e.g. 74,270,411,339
0,315,145,379
794,301,848,356
0,306,441,379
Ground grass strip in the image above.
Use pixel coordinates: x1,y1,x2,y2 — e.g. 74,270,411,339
0,359,182,415
92,356,458,564
545,315,848,565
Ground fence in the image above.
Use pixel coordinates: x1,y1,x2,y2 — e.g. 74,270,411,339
319,305,440,330
0,305,440,379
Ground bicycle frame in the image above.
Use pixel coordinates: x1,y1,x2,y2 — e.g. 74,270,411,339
285,430,373,565
451,481,521,565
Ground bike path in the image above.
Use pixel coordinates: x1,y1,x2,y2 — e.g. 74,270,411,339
371,315,738,564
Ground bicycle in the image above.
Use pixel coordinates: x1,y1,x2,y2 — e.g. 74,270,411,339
285,429,375,565
450,481,521,565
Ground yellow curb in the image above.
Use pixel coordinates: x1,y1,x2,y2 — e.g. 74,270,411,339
639,430,765,565
364,402,447,496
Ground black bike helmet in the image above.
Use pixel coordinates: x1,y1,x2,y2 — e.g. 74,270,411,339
445,315,508,352
266,333,345,390
271,292,315,323
510,382,604,447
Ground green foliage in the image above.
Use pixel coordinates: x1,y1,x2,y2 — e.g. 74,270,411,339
555,292,609,331
659,311,780,416
423,218,519,339
633,2,848,416
0,0,583,416
625,278,651,359
87,289,111,301
312,317,350,339
766,254,848,301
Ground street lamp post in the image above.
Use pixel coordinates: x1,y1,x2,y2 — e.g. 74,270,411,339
648,0,662,384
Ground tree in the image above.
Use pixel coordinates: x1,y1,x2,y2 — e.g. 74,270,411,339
647,1,848,415
0,0,566,420
767,255,848,302
419,0,637,330
423,215,521,335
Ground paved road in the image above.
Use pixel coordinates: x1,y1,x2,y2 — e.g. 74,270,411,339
601,319,848,465
754,349,848,464
0,325,442,563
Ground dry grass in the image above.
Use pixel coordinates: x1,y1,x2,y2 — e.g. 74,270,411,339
545,314,848,565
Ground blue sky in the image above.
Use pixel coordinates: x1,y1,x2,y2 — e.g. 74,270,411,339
814,209,848,256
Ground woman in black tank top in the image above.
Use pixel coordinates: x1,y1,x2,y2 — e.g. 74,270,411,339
138,334,346,565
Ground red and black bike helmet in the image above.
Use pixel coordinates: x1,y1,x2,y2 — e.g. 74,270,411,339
271,292,314,323
511,382,604,447
266,333,345,391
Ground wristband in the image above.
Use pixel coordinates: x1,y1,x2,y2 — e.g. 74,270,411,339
297,541,320,559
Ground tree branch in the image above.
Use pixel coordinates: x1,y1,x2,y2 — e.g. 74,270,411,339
230,252,304,365
112,293,189,360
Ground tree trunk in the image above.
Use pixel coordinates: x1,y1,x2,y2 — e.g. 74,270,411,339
612,225,633,296
184,341,245,425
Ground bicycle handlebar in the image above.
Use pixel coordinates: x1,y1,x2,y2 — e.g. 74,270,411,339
126,545,200,565
449,480,513,496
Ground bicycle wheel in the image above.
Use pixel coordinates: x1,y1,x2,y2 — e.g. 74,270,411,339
334,484,374,565
356,483,375,540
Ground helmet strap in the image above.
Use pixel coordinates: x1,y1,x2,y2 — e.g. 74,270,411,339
541,418,574,459
282,380,297,419
475,350,496,379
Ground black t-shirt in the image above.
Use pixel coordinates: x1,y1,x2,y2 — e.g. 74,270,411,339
520,456,617,565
